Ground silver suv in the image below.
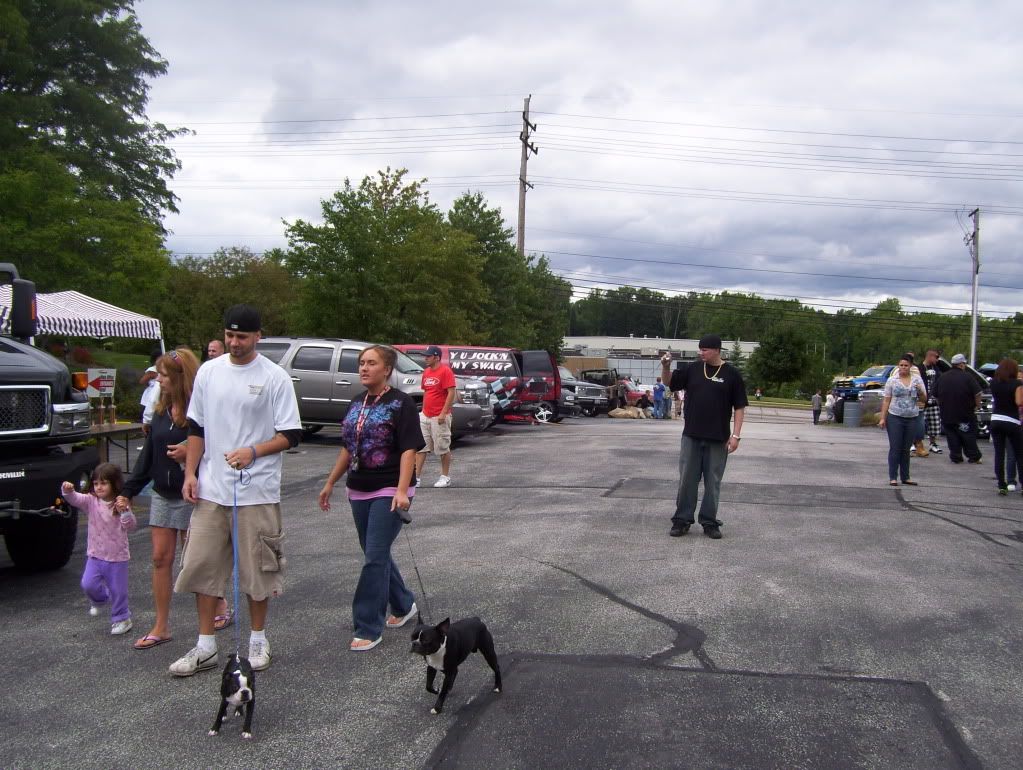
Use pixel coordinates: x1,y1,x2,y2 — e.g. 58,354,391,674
256,337,494,438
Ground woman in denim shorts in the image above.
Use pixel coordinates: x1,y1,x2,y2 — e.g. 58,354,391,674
118,348,230,649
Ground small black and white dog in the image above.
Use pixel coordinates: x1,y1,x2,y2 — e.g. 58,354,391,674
208,654,255,739
410,617,502,714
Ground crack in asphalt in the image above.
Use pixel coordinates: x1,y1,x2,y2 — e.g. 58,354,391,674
900,496,1015,547
531,558,717,670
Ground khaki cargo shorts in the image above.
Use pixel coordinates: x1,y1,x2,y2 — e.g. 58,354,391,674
175,499,285,601
419,412,452,455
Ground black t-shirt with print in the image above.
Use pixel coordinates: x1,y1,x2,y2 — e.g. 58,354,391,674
341,388,426,492
669,361,749,441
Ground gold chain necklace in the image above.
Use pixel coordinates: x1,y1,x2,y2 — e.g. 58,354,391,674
704,362,724,380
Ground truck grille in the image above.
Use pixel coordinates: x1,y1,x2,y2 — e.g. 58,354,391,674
0,386,50,435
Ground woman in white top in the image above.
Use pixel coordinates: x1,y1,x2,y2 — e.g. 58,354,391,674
879,356,927,486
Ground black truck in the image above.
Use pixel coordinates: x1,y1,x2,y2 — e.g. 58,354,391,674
0,264,96,570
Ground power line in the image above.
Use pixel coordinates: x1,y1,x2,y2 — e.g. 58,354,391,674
533,111,1023,146
537,248,1023,290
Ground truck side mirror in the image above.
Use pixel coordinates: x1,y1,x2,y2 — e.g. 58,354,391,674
10,278,37,339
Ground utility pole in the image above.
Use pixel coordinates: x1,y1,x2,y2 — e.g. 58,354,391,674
967,208,980,368
516,95,538,256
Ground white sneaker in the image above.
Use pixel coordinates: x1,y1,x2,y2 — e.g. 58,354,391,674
110,619,133,635
169,646,219,677
1009,484,1018,492
433,475,451,488
88,605,99,617
929,444,943,454
248,639,272,671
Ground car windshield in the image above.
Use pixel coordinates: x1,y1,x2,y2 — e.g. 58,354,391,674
860,366,889,377
558,366,575,381
256,342,290,364
392,349,423,374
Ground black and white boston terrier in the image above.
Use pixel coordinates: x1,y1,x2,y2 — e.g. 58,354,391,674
410,617,502,714
209,654,255,739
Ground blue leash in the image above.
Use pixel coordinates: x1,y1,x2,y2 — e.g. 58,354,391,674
231,468,250,657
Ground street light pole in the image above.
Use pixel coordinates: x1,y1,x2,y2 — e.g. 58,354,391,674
968,208,980,368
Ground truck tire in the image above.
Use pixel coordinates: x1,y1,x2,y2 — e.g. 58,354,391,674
4,507,78,571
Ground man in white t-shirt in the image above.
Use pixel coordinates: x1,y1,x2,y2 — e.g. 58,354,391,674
169,305,302,677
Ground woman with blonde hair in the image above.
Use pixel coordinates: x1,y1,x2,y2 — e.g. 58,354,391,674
117,347,230,649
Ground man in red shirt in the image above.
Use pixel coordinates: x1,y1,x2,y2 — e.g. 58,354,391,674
415,346,457,487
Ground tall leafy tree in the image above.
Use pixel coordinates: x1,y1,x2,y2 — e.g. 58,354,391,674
282,169,484,343
746,323,811,394
0,0,182,303
0,0,185,222
161,247,295,349
447,192,533,347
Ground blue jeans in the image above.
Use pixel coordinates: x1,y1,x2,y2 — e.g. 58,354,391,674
653,399,664,419
885,414,915,482
673,435,729,527
349,496,415,640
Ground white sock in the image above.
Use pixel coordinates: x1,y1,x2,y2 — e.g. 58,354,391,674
197,634,217,654
250,629,267,645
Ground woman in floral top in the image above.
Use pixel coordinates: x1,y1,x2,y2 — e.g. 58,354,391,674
318,346,425,652
879,355,928,486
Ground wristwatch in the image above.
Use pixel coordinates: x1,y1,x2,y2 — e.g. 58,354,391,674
730,435,741,441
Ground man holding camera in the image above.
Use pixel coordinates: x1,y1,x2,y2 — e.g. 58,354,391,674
661,335,748,540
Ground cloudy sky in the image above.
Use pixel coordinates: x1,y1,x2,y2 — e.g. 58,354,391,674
135,1,1023,322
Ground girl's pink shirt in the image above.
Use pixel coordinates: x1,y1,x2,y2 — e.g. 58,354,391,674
63,489,136,562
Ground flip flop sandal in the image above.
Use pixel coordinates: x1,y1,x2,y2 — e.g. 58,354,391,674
350,637,382,651
133,634,173,650
214,611,233,631
902,480,918,486
889,480,899,486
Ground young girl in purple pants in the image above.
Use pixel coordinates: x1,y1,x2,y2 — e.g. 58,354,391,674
61,463,137,635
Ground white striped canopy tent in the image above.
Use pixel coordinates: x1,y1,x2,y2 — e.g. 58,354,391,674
0,286,164,343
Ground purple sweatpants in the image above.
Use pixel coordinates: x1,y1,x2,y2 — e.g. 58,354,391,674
81,556,130,623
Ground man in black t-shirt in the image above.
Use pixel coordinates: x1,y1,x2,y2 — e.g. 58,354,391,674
661,334,748,539
932,353,982,464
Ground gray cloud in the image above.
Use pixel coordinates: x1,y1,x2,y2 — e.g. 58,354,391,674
136,0,1023,321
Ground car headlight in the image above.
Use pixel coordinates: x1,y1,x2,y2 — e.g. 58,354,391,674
52,402,92,434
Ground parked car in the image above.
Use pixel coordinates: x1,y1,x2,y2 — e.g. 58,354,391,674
395,344,564,423
256,337,493,438
558,366,608,417
579,367,627,411
621,379,647,407
832,365,897,401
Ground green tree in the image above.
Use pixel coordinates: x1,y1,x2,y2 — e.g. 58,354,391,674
0,0,186,223
282,168,484,343
747,323,811,394
447,192,534,347
0,0,183,303
520,253,572,353
161,247,295,349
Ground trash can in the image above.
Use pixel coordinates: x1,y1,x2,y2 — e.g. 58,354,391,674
843,400,862,427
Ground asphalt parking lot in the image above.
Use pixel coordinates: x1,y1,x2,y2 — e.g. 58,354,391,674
1,411,1020,769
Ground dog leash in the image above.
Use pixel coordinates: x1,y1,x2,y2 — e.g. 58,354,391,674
402,523,434,625
231,467,251,658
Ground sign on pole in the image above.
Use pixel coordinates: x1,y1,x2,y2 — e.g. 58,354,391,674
86,368,116,398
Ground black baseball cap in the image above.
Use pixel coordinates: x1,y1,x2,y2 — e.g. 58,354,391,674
698,333,722,350
424,345,442,357
223,304,262,332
